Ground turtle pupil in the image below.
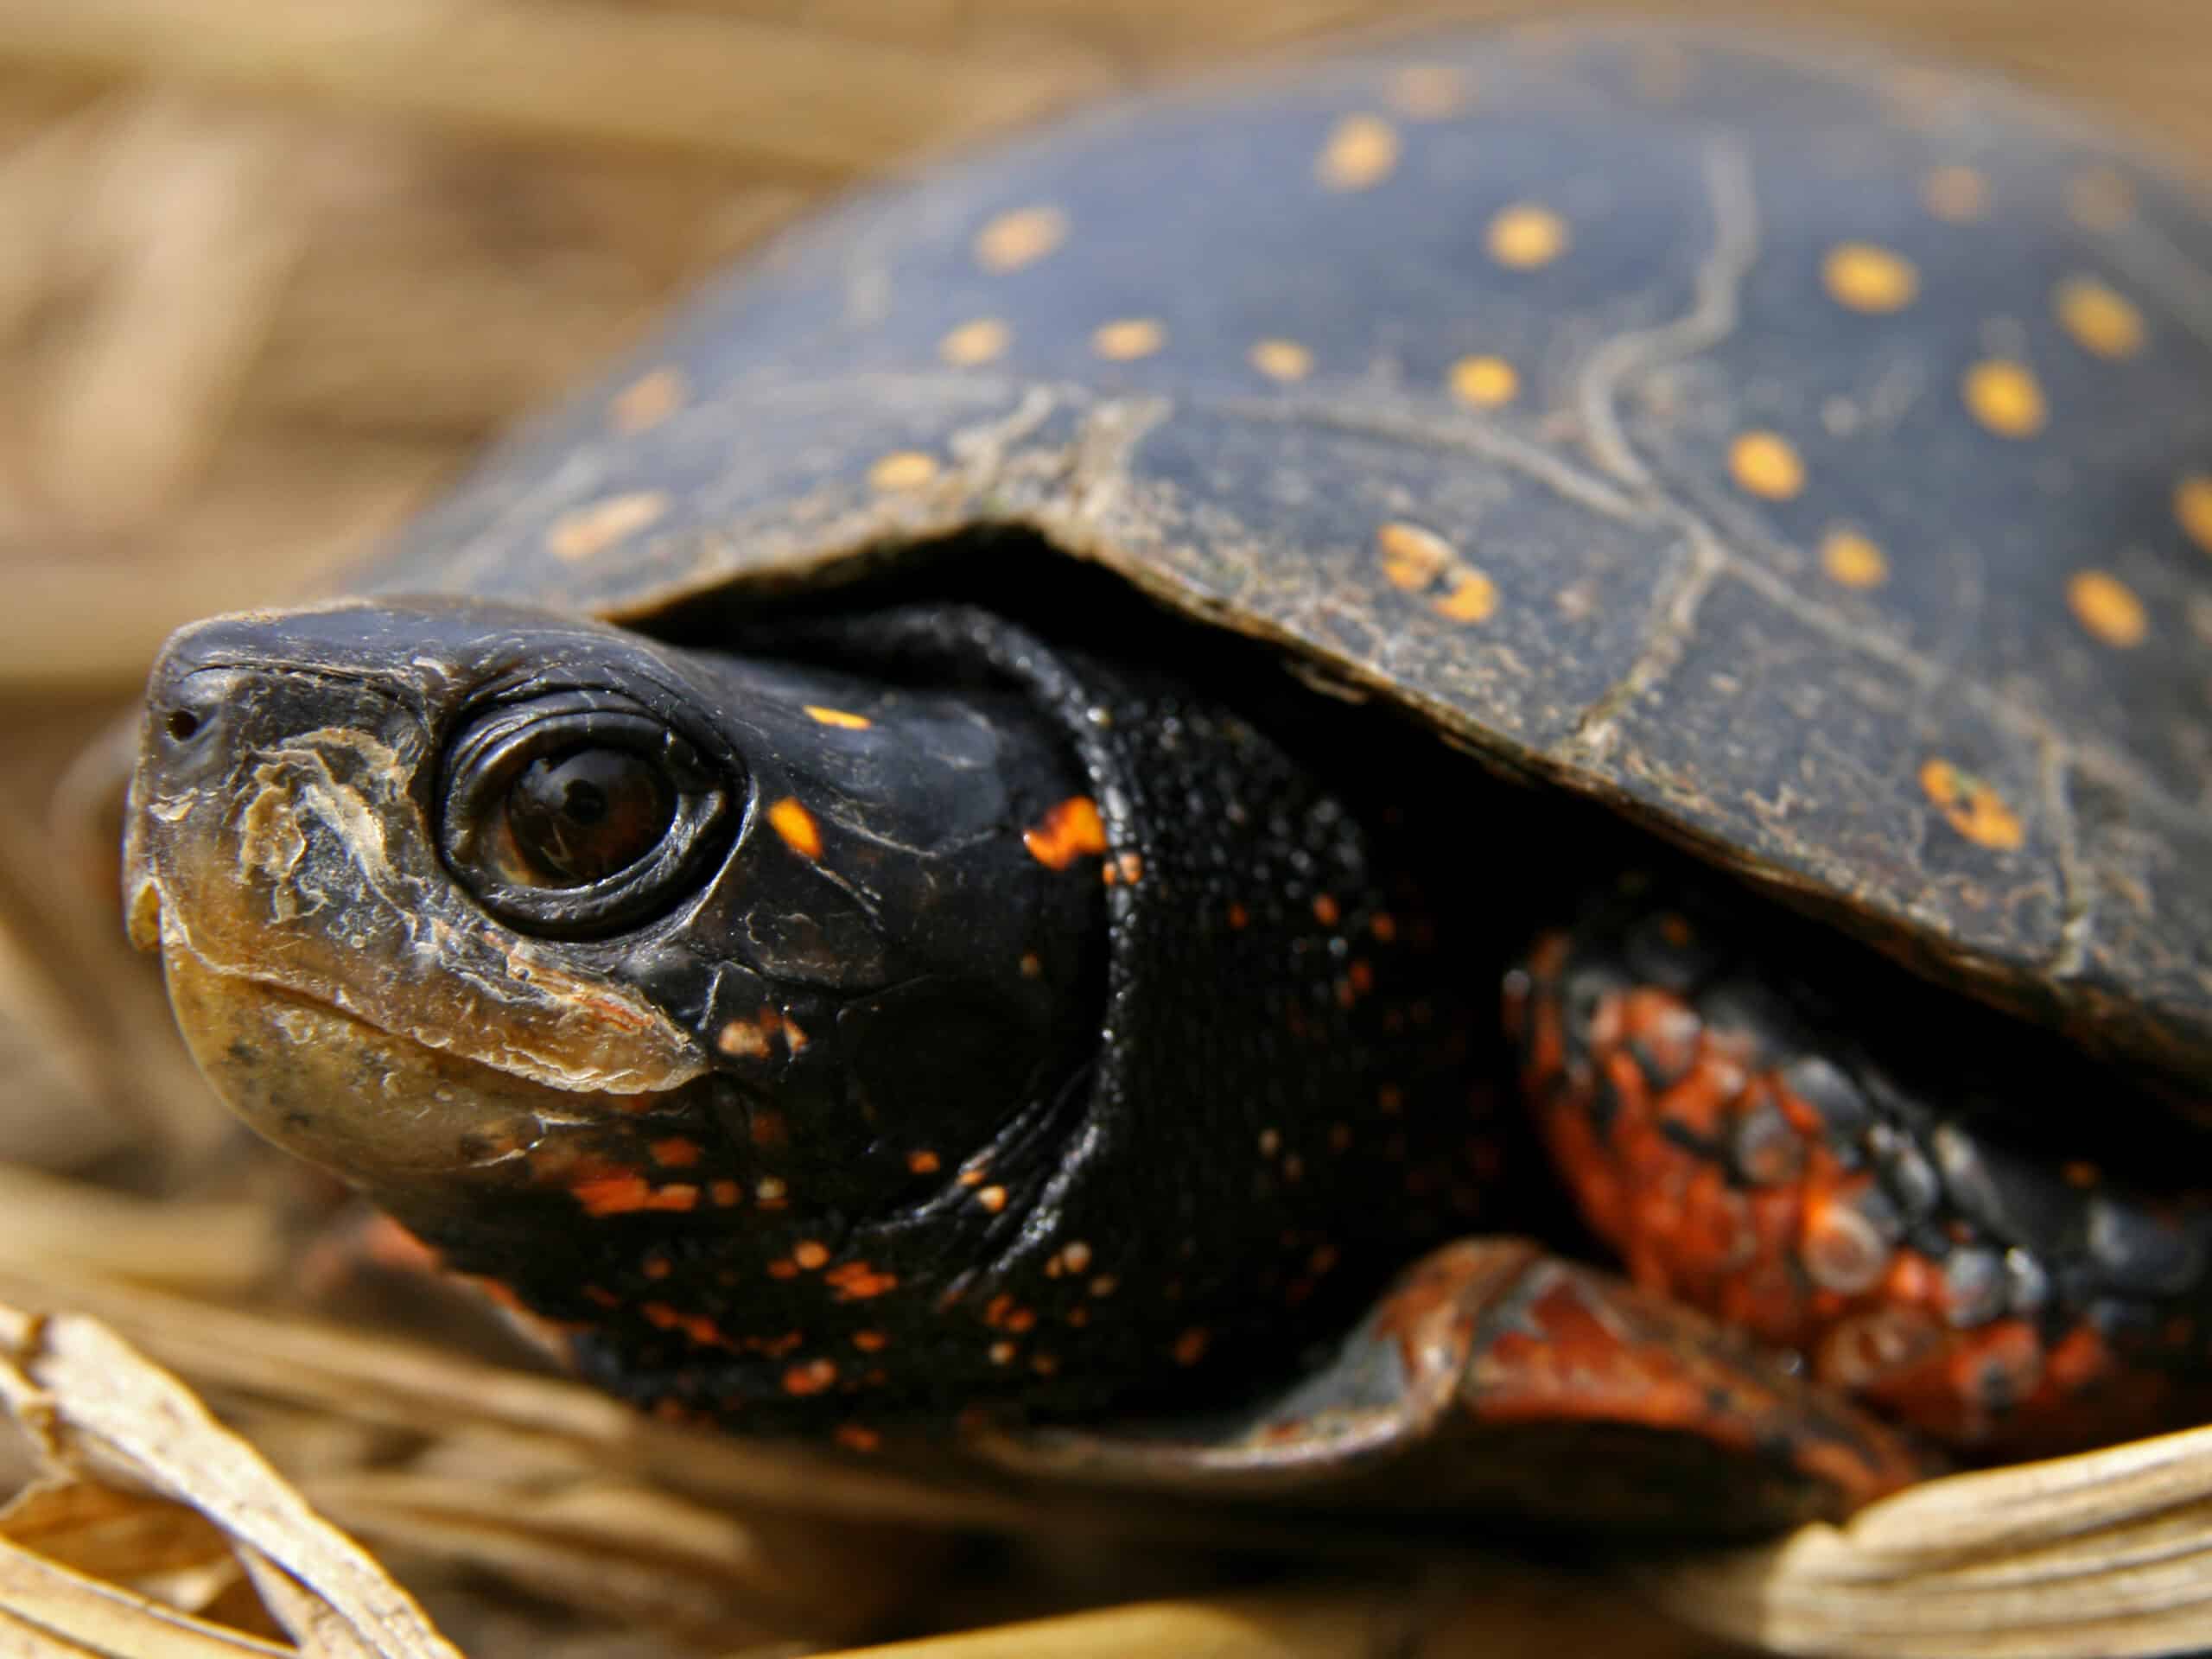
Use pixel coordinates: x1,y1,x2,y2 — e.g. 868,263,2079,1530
505,748,674,885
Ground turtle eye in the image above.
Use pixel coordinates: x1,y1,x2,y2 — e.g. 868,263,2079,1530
441,691,734,938
503,748,675,887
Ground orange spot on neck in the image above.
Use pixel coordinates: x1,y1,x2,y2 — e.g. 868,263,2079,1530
1022,797,1108,869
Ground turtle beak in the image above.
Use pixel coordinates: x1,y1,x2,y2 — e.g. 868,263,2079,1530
124,645,256,953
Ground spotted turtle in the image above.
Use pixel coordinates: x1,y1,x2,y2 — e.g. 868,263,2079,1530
124,22,2212,1537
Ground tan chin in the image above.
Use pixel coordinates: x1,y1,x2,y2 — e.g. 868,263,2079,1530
162,948,613,1190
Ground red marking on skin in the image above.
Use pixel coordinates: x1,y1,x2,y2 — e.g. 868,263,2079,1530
825,1262,899,1300
572,1173,656,1217
1349,960,1375,995
1006,1307,1036,1333
753,1332,804,1358
582,1285,620,1309
646,1306,730,1349
768,797,823,860
835,1424,881,1452
984,1294,1014,1328
783,1358,838,1396
1227,902,1250,930
642,1255,671,1281
1313,893,1341,927
649,1137,701,1168
709,1179,741,1207
721,1009,803,1064
1370,912,1397,942
767,1260,799,1280
852,1331,888,1352
1172,1327,1211,1366
1022,797,1108,869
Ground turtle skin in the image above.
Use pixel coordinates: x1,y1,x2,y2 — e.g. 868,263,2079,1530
124,21,2212,1537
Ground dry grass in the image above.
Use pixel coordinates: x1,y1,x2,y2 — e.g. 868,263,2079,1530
2,2,2210,1654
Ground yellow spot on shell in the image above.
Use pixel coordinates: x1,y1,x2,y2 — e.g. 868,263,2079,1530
1389,64,1469,119
804,706,871,730
1091,318,1164,360
2067,167,2134,232
1315,114,1399,190
1448,354,1519,408
1377,521,1453,590
2068,570,2148,647
868,450,938,491
1923,164,1987,222
1487,204,1568,269
1919,759,2025,851
974,206,1066,272
2054,277,2145,359
767,798,823,861
1376,522,1497,625
1432,569,1498,623
1729,431,1805,500
609,367,685,434
2177,474,2212,555
1249,339,1313,382
547,492,667,562
1962,360,2046,439
938,318,1010,366
1821,528,1889,589
1822,243,1918,314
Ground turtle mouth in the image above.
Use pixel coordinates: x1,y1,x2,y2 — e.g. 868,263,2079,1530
155,932,584,1187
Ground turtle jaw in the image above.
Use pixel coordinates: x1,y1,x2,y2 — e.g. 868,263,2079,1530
157,944,582,1189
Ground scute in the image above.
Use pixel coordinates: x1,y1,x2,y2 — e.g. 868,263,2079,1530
353,21,2212,1079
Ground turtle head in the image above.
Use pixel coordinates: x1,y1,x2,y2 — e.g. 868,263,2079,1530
130,596,1485,1435
129,597,1117,1419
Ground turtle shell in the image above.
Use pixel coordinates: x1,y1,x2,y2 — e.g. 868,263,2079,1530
353,21,2212,1086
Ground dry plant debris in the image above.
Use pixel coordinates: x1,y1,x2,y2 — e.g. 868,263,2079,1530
0,1300,461,1658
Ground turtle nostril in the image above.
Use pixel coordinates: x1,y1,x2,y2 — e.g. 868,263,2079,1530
166,709,203,743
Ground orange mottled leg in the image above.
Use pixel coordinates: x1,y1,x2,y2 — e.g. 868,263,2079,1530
1507,882,2211,1455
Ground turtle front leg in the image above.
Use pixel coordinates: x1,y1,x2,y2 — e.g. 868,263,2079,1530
1507,880,2212,1456
976,1235,1937,1533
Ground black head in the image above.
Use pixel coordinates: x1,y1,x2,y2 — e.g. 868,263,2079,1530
130,596,1497,1436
